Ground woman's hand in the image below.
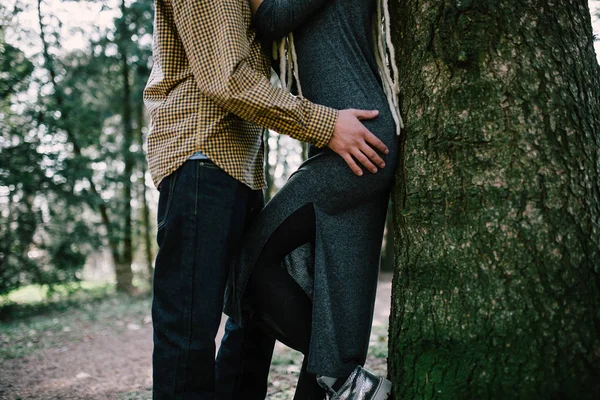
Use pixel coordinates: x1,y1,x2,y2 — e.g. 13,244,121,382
250,0,264,14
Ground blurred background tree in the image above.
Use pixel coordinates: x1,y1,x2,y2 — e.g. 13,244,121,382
0,0,157,296
1,1,95,296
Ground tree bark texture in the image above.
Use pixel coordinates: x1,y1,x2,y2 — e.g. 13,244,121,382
389,0,600,398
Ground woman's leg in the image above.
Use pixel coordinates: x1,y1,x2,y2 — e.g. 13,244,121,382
246,204,315,352
246,204,326,399
247,256,324,400
243,148,397,389
247,247,313,353
295,356,325,400
307,194,389,378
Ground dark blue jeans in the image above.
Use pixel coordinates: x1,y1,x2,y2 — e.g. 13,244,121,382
152,159,275,399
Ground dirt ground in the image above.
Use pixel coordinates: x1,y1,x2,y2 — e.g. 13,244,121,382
0,273,392,400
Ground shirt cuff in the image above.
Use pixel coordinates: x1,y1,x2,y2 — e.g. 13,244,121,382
304,103,338,148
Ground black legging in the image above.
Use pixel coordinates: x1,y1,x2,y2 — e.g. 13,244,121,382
246,204,325,400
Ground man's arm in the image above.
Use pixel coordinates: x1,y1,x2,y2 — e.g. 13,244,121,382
171,0,387,175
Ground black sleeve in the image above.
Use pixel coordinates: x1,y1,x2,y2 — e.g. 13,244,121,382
253,0,329,42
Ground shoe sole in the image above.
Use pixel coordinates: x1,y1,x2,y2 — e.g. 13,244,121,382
373,378,392,400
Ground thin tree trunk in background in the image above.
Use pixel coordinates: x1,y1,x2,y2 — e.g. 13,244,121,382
114,0,135,294
20,195,36,261
389,1,600,398
141,164,153,285
380,201,394,272
4,194,13,284
302,142,309,161
264,130,275,201
137,98,154,285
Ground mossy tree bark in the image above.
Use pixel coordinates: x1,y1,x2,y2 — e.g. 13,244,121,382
389,1,600,398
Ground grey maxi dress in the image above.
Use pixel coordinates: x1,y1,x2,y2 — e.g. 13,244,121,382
224,0,399,377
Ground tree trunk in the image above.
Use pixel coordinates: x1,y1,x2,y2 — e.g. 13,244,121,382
389,1,600,399
141,164,154,285
137,94,154,286
265,130,275,201
115,0,135,294
302,142,309,161
380,200,395,272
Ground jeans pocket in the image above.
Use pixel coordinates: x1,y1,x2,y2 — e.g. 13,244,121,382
156,170,178,232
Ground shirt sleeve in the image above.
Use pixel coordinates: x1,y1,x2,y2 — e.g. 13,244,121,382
170,0,336,148
253,0,328,42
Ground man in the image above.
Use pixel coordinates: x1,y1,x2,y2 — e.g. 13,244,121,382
143,0,389,398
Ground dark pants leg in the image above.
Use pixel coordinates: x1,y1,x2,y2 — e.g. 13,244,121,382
152,160,275,400
215,317,275,400
246,205,325,400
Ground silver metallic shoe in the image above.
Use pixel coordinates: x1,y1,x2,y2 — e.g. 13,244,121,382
317,366,392,400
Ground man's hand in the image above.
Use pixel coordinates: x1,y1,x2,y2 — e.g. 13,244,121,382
328,109,389,176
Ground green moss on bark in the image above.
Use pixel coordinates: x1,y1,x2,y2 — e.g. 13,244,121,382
389,1,600,398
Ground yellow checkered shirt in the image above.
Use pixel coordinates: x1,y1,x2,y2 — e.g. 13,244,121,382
143,0,338,190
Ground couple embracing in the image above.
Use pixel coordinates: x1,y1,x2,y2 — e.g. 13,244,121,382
144,0,402,399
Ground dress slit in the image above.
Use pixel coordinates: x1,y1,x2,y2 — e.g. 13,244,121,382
246,203,317,354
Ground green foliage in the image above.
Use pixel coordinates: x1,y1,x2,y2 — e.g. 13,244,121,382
0,0,154,295
0,42,33,100
0,281,112,320
0,34,82,295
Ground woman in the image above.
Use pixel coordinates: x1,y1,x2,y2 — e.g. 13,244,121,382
224,0,402,398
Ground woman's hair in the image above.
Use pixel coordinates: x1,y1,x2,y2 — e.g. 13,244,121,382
274,0,404,136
